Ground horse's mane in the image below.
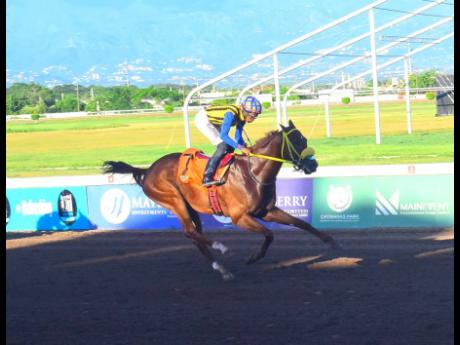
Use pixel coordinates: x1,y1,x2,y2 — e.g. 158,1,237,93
250,130,279,150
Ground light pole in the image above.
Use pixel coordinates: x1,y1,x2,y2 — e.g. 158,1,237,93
75,81,80,112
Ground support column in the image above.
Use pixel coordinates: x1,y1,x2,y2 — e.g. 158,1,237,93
369,8,381,144
273,54,282,127
404,58,412,134
324,95,331,137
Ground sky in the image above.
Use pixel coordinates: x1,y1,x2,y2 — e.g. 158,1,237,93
6,0,454,88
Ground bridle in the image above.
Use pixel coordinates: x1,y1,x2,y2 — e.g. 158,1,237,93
245,128,309,186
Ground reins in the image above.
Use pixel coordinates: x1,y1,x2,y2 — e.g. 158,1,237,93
236,128,304,185
237,128,303,163
248,153,287,162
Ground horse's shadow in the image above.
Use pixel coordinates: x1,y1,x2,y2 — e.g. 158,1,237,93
253,231,454,276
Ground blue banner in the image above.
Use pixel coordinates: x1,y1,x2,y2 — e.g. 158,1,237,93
190,178,313,231
6,187,94,231
86,184,182,230
86,179,313,231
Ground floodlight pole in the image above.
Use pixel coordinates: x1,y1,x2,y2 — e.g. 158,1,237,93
404,58,413,134
369,8,381,144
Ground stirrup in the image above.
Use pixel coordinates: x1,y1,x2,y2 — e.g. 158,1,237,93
202,179,221,187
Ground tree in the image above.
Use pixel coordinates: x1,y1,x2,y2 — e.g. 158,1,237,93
6,83,40,114
108,87,132,110
55,95,79,112
39,88,55,108
409,70,438,89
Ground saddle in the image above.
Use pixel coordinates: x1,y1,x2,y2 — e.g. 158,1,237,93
177,148,235,187
177,148,235,216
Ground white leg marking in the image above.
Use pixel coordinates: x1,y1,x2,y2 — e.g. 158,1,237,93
212,261,234,281
212,241,228,255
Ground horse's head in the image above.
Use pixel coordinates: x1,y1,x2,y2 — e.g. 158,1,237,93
279,120,318,175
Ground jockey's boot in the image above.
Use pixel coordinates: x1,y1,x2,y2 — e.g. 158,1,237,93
202,154,222,187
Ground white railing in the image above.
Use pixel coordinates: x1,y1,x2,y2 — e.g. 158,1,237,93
6,106,203,121
6,163,454,188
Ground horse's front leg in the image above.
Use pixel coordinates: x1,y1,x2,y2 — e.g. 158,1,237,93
233,214,274,264
262,207,340,249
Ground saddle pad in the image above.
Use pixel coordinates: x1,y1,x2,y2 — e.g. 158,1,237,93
177,148,234,186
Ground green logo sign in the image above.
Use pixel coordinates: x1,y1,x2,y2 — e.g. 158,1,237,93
313,177,374,228
372,175,453,227
312,175,453,229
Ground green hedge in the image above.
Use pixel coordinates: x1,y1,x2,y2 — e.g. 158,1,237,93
163,105,174,113
262,102,271,110
341,97,351,104
425,92,435,100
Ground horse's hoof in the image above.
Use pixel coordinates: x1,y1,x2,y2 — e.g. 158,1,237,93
246,254,259,265
223,272,234,281
329,241,343,250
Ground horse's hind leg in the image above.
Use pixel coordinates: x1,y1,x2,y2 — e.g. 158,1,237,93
144,187,234,280
233,214,274,264
262,207,339,248
186,205,234,281
182,203,234,281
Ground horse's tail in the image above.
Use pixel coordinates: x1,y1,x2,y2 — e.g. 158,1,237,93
102,161,147,187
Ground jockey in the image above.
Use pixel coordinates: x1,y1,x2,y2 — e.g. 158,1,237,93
194,95,262,187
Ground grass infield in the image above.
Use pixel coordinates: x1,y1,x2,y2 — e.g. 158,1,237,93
6,100,453,177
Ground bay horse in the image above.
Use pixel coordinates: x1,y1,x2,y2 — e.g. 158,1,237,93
103,120,338,281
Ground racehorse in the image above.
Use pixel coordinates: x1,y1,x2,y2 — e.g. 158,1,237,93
102,120,338,281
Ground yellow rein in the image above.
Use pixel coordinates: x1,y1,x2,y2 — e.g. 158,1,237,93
247,153,287,162
235,128,312,163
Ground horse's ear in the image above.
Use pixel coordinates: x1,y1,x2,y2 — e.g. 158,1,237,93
288,119,295,128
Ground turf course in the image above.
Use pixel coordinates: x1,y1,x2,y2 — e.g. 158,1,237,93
6,100,453,177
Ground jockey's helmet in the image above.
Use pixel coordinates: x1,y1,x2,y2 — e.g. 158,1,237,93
240,96,262,117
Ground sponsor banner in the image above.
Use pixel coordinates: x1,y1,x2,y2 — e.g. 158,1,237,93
86,185,182,230
372,175,454,227
6,187,94,231
312,175,454,229
312,177,372,228
86,179,313,231
197,178,313,231
275,178,313,224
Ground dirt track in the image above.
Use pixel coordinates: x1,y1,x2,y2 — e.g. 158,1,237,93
6,228,454,345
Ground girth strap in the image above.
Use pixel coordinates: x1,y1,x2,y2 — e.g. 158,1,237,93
208,186,224,216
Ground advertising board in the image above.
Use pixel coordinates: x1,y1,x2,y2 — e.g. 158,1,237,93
86,184,182,230
191,178,313,231
372,175,454,227
312,175,454,229
6,187,94,231
6,172,452,232
86,178,313,231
